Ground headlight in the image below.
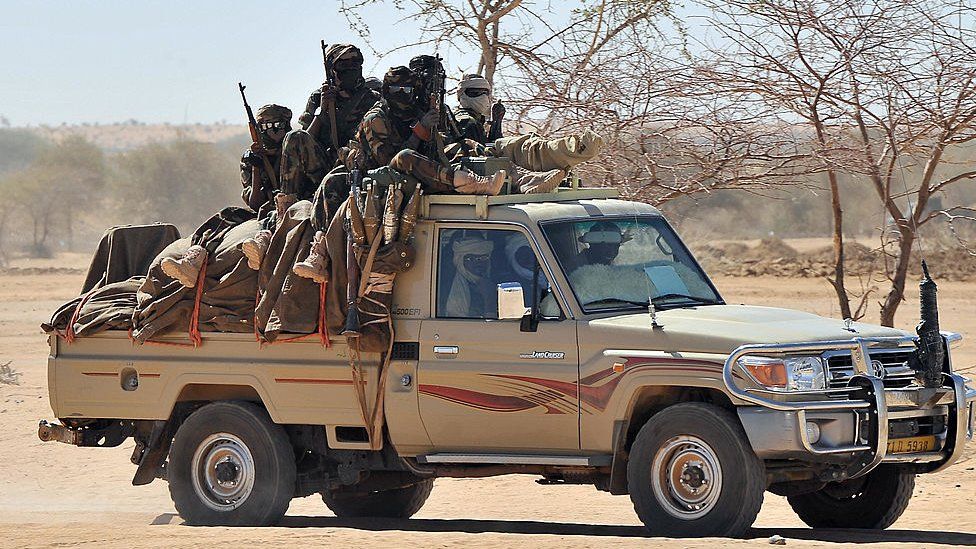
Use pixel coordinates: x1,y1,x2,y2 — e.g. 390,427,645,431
738,355,826,391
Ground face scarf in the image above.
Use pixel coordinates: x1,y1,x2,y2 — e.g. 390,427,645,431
458,76,492,117
445,237,495,317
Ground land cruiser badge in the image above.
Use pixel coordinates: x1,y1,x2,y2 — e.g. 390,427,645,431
519,351,565,360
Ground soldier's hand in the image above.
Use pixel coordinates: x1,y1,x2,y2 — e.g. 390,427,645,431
491,100,506,121
319,84,337,110
418,109,439,131
243,149,264,166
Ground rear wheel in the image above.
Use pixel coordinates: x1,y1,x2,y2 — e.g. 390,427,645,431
787,466,914,529
322,479,434,518
627,402,765,538
168,401,296,526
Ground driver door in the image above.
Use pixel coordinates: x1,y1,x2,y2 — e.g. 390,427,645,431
417,225,579,452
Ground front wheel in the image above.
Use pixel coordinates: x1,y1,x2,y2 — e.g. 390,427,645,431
787,466,914,529
627,402,765,538
168,401,296,526
322,479,434,518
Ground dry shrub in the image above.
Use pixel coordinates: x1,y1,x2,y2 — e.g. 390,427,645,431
0,361,20,385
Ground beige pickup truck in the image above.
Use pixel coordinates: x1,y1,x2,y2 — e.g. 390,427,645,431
40,189,975,537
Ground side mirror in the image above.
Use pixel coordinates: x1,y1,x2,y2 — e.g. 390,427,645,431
497,282,529,320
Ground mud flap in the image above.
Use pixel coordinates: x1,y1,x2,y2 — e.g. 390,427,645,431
132,420,177,486
608,419,630,495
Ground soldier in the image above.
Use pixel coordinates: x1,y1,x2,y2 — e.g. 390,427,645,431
279,44,380,201
240,104,292,213
454,73,504,145
162,104,293,285
356,65,505,195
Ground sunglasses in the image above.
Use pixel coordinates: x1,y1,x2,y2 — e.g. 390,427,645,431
463,88,490,98
259,121,288,132
463,254,490,265
388,85,414,94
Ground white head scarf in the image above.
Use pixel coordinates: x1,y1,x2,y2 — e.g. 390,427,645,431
457,75,492,117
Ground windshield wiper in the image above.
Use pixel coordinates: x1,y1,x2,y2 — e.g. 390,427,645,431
651,293,722,305
583,298,652,308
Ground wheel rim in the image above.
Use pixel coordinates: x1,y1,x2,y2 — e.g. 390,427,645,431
190,432,256,511
650,435,723,520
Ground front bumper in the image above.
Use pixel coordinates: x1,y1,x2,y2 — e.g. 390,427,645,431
726,335,975,478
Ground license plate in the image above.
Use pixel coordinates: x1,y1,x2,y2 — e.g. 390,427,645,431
886,435,937,454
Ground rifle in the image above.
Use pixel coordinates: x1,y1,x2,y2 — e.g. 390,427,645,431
238,82,278,204
342,169,364,338
320,40,341,152
424,55,462,165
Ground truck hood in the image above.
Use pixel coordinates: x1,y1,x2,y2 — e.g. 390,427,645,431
586,304,909,356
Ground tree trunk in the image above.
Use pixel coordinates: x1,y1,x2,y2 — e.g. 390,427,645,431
879,228,915,327
826,175,852,319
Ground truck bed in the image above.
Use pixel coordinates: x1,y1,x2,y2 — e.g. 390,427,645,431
48,330,385,447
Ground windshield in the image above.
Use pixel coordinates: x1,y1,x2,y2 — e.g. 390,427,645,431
541,216,722,313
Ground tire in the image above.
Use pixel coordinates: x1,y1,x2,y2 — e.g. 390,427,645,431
627,402,765,538
787,466,914,529
322,479,434,518
168,401,296,526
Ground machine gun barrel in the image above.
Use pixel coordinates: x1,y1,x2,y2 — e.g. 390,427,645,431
913,260,945,388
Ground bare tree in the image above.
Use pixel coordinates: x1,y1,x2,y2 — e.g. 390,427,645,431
683,0,976,326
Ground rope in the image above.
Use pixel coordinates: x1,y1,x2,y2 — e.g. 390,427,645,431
187,260,208,348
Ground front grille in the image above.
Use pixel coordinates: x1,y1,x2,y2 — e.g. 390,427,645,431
826,349,916,388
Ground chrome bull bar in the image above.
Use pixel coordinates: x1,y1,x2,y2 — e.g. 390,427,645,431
723,335,974,478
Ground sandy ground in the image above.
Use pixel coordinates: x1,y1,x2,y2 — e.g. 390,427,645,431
1,269,974,548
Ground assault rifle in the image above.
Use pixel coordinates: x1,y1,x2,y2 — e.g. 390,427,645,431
320,41,341,152
418,54,466,164
238,82,278,207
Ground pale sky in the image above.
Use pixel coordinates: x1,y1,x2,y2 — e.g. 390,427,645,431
0,0,490,126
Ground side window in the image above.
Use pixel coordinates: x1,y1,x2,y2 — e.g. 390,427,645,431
436,228,560,320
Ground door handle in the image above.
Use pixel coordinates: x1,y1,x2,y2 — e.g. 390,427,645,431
433,345,459,357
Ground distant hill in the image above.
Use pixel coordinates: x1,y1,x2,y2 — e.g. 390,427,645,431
22,122,249,152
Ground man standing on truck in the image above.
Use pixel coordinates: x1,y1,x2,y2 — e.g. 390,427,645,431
279,44,380,202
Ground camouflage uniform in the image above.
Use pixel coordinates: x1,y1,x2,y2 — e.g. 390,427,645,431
356,100,452,193
240,151,280,208
278,131,330,200
240,104,292,215
280,44,379,201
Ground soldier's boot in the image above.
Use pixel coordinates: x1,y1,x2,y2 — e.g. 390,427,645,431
292,230,329,283
274,193,298,230
160,245,207,288
241,229,272,271
452,168,507,196
513,166,566,194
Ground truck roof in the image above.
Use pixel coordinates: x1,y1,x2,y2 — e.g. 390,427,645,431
421,188,663,224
